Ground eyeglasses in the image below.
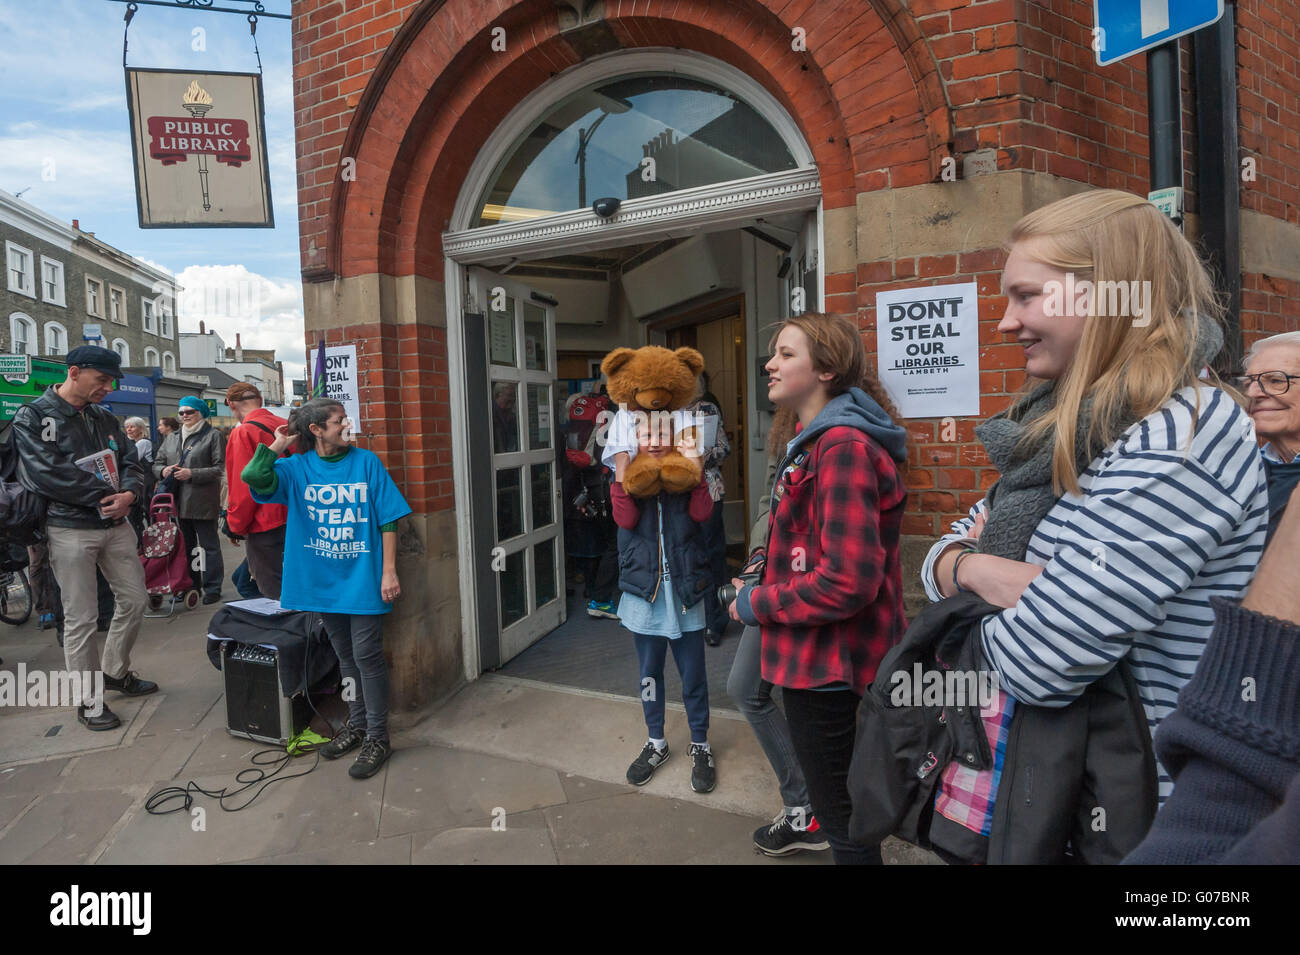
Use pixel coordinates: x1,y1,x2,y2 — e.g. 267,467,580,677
1235,371,1300,397
177,409,199,416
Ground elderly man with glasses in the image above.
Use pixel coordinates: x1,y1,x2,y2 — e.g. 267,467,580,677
154,396,226,604
1238,331,1300,543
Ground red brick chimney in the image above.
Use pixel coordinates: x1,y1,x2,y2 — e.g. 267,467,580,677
199,320,205,335
72,219,79,231
235,333,243,362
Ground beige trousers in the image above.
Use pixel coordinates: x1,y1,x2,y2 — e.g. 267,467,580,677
46,522,147,695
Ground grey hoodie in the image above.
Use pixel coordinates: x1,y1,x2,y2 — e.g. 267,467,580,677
775,386,906,481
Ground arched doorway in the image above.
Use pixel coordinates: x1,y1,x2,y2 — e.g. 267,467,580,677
442,49,822,676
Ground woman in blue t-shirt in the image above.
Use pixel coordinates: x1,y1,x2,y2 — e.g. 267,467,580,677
241,398,411,779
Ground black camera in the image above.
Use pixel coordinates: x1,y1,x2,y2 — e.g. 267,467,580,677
717,570,762,607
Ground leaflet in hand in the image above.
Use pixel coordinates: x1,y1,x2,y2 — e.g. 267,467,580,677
75,449,120,517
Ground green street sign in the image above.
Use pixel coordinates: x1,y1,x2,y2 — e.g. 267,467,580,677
205,399,218,416
0,357,70,421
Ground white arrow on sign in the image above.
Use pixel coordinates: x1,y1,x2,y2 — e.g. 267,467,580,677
1141,0,1170,38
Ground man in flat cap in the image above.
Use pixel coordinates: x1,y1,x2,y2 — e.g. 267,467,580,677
11,345,157,731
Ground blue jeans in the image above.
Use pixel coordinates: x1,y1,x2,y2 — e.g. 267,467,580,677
726,625,812,810
321,612,389,742
232,558,262,599
633,631,709,743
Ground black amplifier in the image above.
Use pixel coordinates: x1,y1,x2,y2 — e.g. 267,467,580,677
221,642,311,745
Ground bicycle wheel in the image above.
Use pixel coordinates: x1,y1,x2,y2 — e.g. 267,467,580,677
0,569,32,626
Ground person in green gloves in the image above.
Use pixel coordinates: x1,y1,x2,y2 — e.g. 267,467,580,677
241,398,411,779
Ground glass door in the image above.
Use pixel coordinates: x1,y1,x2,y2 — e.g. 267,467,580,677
469,267,565,664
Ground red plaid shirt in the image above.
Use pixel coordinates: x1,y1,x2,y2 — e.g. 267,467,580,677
745,427,907,695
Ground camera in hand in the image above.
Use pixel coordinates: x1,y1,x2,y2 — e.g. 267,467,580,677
717,570,762,607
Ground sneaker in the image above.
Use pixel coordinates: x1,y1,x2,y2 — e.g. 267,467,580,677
349,737,392,779
690,743,716,793
78,704,122,732
626,741,670,785
202,592,222,605
319,723,365,760
753,809,830,856
38,613,54,631
102,671,158,696
586,600,619,620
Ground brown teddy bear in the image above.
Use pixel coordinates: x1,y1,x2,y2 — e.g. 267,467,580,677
600,345,705,498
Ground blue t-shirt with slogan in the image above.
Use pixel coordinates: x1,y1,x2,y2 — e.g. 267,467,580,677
252,447,412,615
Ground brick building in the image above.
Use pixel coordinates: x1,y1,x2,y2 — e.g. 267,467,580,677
290,0,1300,709
1,189,181,373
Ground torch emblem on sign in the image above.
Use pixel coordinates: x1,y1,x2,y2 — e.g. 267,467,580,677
182,81,215,211
146,79,253,213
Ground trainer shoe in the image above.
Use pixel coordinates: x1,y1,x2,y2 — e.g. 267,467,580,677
753,809,830,856
626,741,670,785
320,722,365,760
690,743,716,793
102,671,158,696
78,704,122,732
349,737,392,778
38,613,54,631
586,600,619,619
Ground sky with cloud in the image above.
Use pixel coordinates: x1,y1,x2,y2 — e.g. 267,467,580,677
0,0,307,382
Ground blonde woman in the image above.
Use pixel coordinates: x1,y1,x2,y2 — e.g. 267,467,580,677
920,190,1269,861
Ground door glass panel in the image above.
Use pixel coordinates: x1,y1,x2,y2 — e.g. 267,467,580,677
500,549,527,628
530,462,553,528
527,383,551,450
489,296,516,366
534,539,556,609
524,303,548,371
496,468,523,540
492,380,520,453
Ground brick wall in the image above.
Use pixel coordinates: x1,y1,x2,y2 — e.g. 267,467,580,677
291,0,1300,521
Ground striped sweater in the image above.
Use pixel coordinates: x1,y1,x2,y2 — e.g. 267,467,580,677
922,385,1270,798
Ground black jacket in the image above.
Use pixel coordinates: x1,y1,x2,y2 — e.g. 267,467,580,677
12,386,145,530
617,491,711,612
849,591,1158,864
153,423,225,520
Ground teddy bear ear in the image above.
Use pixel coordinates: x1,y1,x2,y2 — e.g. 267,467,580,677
600,348,636,378
674,347,705,376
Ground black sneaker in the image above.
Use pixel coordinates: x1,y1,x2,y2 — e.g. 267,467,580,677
103,671,158,696
626,741,670,786
319,723,365,760
202,593,222,605
690,743,716,793
78,704,122,732
349,737,392,778
753,809,830,856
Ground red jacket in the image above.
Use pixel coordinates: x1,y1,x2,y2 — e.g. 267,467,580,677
738,425,907,695
225,407,288,535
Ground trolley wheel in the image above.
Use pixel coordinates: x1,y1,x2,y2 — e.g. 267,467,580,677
185,590,201,610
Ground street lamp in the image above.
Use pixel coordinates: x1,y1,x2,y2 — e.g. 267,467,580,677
574,94,632,208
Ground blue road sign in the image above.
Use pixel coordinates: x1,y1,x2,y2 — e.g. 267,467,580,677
1094,0,1224,66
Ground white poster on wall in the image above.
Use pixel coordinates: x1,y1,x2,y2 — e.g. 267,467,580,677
875,281,980,418
323,344,362,432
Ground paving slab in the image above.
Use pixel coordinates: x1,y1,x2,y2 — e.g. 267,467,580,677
378,743,568,839
411,826,558,865
54,734,202,794
0,787,137,864
239,834,414,866
412,676,783,819
543,791,829,866
0,756,69,797
98,759,385,864
0,696,152,764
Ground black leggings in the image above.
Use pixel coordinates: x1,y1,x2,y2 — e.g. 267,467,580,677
783,687,883,865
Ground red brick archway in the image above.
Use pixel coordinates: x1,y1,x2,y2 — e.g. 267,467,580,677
307,0,952,284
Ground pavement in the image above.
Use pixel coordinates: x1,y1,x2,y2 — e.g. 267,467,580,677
0,546,940,866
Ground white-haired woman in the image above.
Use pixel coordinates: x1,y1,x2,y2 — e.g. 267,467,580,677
919,189,1269,863
1238,330,1300,541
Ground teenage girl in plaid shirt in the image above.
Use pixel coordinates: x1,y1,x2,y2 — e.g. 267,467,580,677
730,312,909,864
